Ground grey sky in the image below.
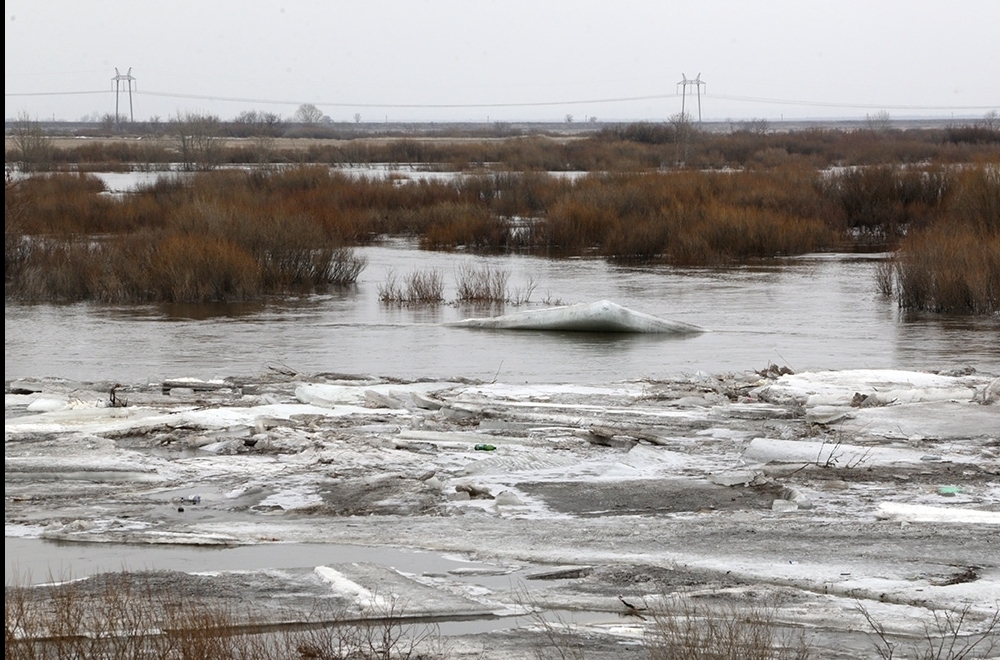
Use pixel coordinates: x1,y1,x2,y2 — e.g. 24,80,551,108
6,0,999,124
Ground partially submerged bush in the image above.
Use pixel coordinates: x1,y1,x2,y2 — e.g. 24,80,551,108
454,262,510,303
5,172,369,302
881,227,999,314
6,232,367,303
877,164,999,314
378,268,445,304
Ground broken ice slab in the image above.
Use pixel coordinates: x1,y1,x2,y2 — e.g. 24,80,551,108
875,502,1000,525
448,300,704,334
315,562,497,619
742,438,975,468
709,470,763,487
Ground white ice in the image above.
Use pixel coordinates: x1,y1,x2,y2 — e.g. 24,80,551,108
448,300,704,333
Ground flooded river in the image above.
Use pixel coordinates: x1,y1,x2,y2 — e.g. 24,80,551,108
5,244,999,385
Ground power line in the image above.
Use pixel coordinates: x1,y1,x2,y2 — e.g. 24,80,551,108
135,90,679,108
6,90,109,96
709,93,996,112
6,88,996,113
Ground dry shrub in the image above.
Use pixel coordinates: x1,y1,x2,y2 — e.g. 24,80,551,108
418,202,512,251
378,268,445,304
603,217,671,262
540,198,612,251
891,227,999,314
6,571,439,660
149,234,262,302
689,205,831,262
542,169,833,264
455,262,509,302
874,259,895,297
8,173,111,234
885,163,999,314
858,601,998,660
950,164,1000,234
224,211,351,287
646,594,810,660
13,240,104,301
327,247,369,286
822,165,953,239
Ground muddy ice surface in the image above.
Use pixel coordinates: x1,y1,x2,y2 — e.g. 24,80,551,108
6,367,999,658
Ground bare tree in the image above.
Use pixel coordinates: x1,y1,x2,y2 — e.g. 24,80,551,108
9,113,54,172
234,110,284,162
980,109,998,131
737,117,770,135
671,112,695,165
866,110,892,134
234,110,283,134
294,103,324,124
170,112,222,171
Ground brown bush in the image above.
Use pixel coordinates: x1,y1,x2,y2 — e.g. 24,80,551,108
891,225,999,314
7,159,995,310
147,234,260,302
878,163,999,314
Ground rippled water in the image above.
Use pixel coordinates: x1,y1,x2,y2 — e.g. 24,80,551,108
6,243,998,384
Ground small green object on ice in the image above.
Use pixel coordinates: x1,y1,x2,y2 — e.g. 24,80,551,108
474,444,496,451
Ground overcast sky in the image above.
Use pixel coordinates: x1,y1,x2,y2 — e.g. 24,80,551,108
6,0,999,124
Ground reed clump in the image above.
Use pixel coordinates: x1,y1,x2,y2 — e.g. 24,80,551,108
415,202,515,251
877,164,999,314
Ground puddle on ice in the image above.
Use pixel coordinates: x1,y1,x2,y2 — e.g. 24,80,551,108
5,536,620,637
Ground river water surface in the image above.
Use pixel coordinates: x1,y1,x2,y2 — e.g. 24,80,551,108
6,243,999,385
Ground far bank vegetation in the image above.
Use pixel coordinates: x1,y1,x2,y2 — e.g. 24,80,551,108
5,119,998,313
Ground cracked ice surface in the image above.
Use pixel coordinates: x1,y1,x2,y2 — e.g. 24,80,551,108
6,367,999,658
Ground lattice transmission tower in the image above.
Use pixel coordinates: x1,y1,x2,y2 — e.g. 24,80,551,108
676,73,706,123
112,67,136,124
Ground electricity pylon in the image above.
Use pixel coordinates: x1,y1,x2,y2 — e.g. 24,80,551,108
112,67,136,124
677,73,705,123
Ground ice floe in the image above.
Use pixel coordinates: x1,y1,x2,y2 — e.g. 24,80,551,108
449,300,704,333
5,366,998,658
